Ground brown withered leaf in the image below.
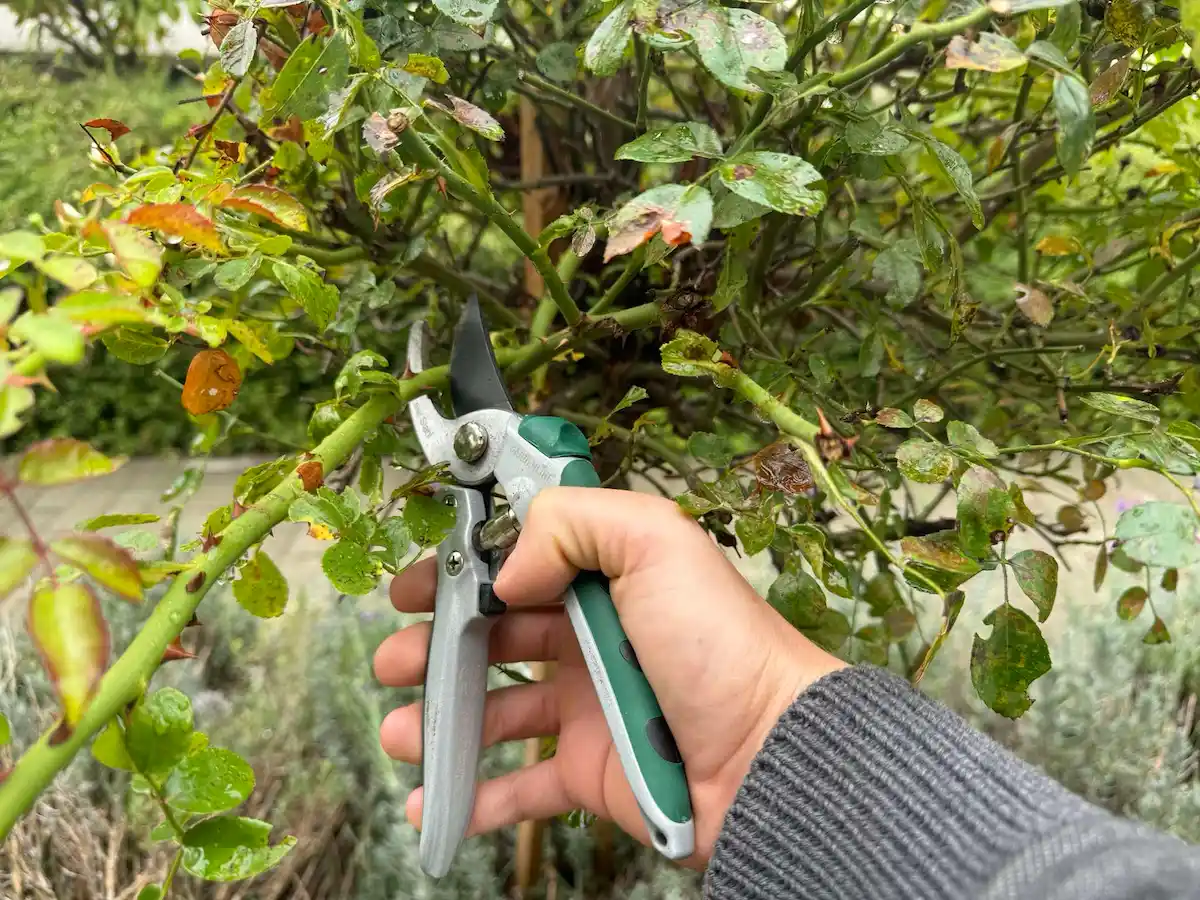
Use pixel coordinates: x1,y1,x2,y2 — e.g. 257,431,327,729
945,33,1026,72
751,442,814,495
1014,283,1053,326
1090,56,1131,105
204,11,238,48
214,140,245,162
182,348,242,416
84,118,131,141
266,115,305,143
297,459,323,492
363,113,398,154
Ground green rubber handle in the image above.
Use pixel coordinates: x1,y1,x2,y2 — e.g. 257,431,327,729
516,416,694,856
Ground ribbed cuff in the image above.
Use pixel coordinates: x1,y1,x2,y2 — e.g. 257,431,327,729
703,665,1110,900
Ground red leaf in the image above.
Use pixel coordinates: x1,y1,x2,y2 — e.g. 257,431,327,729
219,185,308,232
266,115,305,144
29,582,109,725
126,204,222,253
83,118,131,141
260,38,291,71
49,534,143,602
182,348,242,415
297,459,323,492
204,11,239,48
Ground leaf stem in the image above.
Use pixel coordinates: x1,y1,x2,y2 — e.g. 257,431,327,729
588,247,644,315
634,37,651,132
1143,244,1200,306
517,70,638,133
394,127,582,327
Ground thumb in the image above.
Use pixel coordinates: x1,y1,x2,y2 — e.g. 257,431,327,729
492,488,716,607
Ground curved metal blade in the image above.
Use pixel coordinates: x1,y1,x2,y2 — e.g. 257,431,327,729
450,295,514,415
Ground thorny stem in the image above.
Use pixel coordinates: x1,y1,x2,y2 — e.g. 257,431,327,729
635,37,651,133
517,71,638,133
3,487,52,577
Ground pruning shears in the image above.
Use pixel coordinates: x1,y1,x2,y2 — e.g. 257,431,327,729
405,297,695,878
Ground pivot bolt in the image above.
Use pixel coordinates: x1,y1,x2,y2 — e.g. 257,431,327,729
445,551,464,576
454,422,489,463
476,508,521,553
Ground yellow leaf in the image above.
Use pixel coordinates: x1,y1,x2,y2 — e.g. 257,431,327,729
307,523,335,540
1035,235,1081,256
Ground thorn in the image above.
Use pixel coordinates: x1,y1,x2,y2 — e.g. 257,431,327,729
186,614,202,628
162,637,198,662
186,572,205,593
49,721,73,746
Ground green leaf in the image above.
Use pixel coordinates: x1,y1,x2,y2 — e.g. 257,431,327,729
336,349,391,396
220,19,257,78
865,572,902,615
127,688,194,775
0,537,37,600
432,0,497,27
947,421,999,457
923,138,983,229
1079,392,1160,424
1093,544,1108,590
872,240,922,307
736,514,775,555
913,399,944,423
1025,39,1072,72
182,817,296,881
404,494,457,546
884,606,916,640
344,9,382,69
789,523,826,580
214,255,263,291
55,291,150,327
660,329,719,378
718,152,825,217
1009,549,1057,621
713,221,756,311
92,720,134,770
675,490,719,517
35,256,98,291
901,531,982,593
322,540,382,595
102,327,170,364
289,486,371,542
101,222,163,287
957,465,1015,557
166,747,255,814
372,517,414,571
0,712,10,747
1105,0,1150,44
845,118,911,155
49,534,142,602
273,261,339,332
234,456,297,506
604,184,712,261
0,382,34,439
767,569,827,629
262,35,350,121
113,529,158,553
688,432,734,468
1114,502,1200,569
874,408,914,429
691,7,787,93
19,439,125,486
615,122,722,163
1050,1,1081,52
137,886,163,900
233,550,288,618
1052,74,1095,176
536,42,579,82
0,230,46,261
896,439,954,483
10,311,84,364
1117,585,1147,620
970,604,1051,718
712,191,770,229
584,0,633,76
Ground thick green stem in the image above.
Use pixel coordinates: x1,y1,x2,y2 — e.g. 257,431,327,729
635,38,651,132
395,127,581,326
589,247,645,315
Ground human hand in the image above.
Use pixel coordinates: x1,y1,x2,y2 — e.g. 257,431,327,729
374,487,845,865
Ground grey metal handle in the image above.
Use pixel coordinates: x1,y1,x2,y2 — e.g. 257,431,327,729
419,487,499,878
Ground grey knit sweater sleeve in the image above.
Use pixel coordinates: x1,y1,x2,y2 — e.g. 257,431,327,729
705,665,1200,900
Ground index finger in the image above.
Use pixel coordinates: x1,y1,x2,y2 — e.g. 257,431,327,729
389,556,437,613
